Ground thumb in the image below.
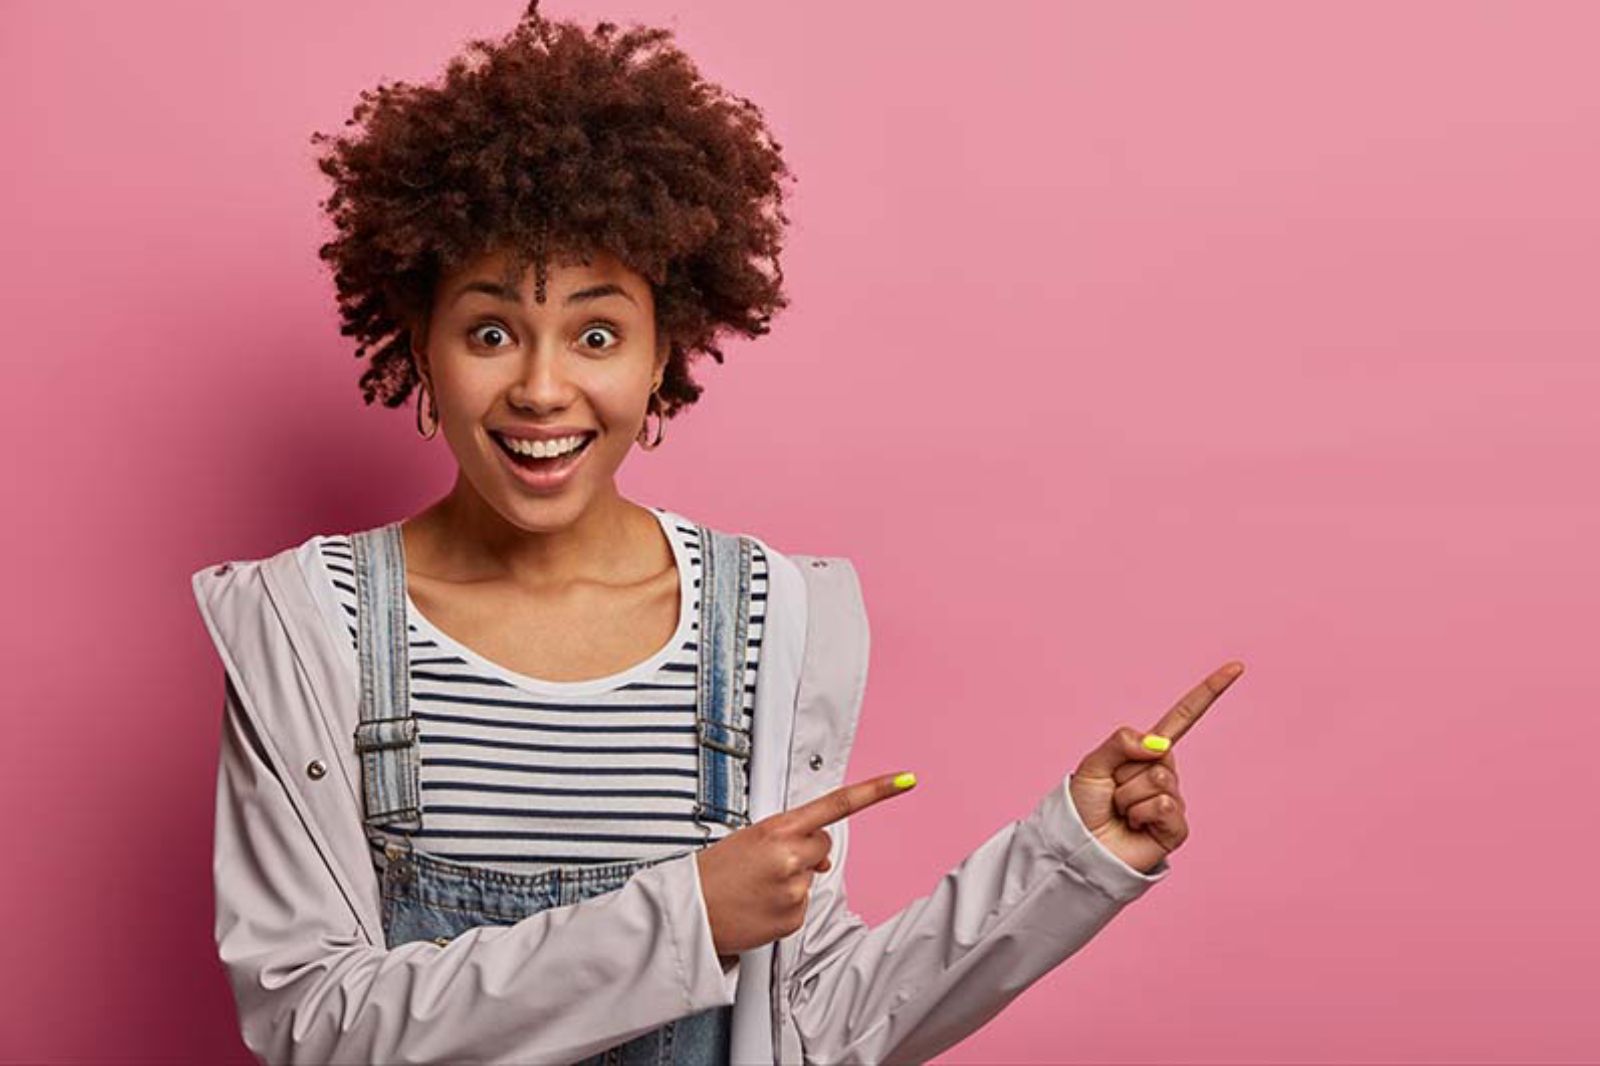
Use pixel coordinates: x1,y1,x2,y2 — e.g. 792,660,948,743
1076,726,1171,780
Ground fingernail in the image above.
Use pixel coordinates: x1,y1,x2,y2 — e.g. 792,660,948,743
1141,734,1171,753
893,772,918,790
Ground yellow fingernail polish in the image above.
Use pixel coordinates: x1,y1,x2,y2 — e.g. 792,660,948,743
893,772,918,790
1142,734,1170,752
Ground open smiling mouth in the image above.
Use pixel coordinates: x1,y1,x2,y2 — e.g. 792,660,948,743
491,431,596,473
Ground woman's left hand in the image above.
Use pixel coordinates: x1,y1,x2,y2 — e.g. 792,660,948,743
1067,661,1245,874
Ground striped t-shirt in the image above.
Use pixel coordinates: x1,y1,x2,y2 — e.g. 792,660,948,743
310,506,767,875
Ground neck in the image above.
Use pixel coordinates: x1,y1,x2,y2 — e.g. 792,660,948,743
411,472,649,590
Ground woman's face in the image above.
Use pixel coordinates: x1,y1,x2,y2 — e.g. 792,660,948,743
412,245,667,532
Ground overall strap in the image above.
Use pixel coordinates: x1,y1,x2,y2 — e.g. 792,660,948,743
692,525,754,831
350,521,423,832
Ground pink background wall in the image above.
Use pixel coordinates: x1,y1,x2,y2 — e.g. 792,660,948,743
5,1,1597,1061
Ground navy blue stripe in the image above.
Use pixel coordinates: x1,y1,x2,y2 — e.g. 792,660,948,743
421,756,700,778
425,805,708,823
323,518,766,875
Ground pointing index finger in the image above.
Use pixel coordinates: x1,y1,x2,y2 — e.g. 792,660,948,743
783,772,915,834
1148,661,1244,746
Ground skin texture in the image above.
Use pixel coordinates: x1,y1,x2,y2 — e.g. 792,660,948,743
696,772,913,962
400,244,675,636
1068,661,1247,873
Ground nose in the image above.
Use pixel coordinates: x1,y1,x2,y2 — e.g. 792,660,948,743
506,337,578,412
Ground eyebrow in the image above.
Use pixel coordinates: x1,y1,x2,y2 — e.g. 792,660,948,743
449,280,637,308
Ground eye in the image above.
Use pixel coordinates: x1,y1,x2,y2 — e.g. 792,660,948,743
468,322,513,349
578,323,621,352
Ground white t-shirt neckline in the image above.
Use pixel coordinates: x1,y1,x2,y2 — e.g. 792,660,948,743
298,504,697,698
401,505,694,697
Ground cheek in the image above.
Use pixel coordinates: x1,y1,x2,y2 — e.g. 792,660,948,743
431,365,501,416
588,370,654,419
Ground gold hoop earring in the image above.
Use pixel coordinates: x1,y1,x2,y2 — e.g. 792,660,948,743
416,380,439,440
636,392,665,450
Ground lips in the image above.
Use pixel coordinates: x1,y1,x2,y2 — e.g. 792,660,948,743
490,428,596,492
491,426,599,443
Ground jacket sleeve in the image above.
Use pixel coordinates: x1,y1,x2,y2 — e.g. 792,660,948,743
786,772,1170,1064
211,674,740,1066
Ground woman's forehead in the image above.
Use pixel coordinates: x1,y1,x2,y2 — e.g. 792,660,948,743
443,244,647,305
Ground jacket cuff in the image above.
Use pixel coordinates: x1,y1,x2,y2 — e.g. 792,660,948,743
1037,773,1172,902
681,850,742,1002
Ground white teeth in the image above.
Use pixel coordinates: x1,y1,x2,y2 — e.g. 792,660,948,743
499,433,587,458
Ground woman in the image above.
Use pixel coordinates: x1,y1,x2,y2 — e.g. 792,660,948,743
192,3,1243,1062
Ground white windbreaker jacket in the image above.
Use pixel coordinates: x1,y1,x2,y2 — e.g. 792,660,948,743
190,528,1169,1064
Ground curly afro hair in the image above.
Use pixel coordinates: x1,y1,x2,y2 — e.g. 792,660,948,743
309,0,796,422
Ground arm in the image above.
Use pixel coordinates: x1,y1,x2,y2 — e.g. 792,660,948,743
786,773,1169,1064
211,677,739,1065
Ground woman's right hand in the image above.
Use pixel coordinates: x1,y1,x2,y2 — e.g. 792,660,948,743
695,771,917,958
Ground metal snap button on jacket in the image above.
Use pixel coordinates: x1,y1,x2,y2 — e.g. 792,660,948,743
809,753,824,770
306,759,327,779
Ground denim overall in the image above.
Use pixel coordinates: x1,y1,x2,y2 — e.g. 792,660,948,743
350,519,755,1066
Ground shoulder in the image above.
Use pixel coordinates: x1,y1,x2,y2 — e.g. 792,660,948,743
653,507,865,624
653,505,856,574
189,525,361,603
